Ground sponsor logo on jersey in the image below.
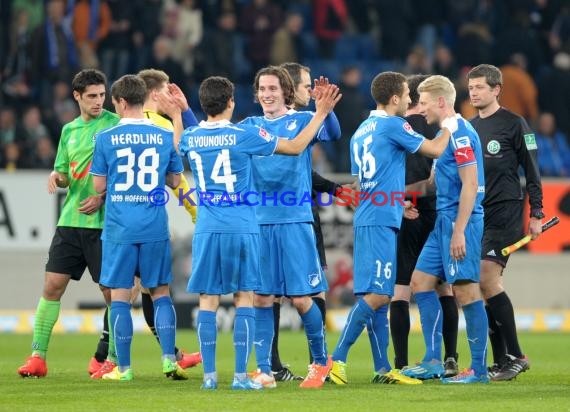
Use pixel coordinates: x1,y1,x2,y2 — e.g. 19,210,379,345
70,160,92,179
487,140,501,154
454,147,475,165
524,133,537,150
487,249,497,257
403,122,413,134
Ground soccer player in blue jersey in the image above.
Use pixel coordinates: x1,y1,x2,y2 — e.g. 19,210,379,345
90,74,186,381
89,68,202,378
177,76,340,390
328,72,458,386
401,75,489,384
389,74,459,379
240,66,342,388
266,62,345,382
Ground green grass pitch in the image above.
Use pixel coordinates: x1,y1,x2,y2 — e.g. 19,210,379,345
2,331,569,411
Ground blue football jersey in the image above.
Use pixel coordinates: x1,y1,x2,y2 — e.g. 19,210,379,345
350,110,425,229
434,115,485,217
179,119,279,233
91,118,183,243
240,109,334,224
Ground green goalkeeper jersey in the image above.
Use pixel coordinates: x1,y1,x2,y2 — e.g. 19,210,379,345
54,109,119,229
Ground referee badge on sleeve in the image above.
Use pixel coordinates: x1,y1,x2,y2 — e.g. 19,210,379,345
524,133,537,150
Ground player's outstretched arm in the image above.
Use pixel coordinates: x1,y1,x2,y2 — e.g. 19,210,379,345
47,171,69,194
276,84,342,155
418,116,458,158
168,83,198,128
157,92,183,150
405,177,435,198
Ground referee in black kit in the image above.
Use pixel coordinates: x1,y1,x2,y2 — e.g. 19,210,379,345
390,75,459,378
467,64,543,381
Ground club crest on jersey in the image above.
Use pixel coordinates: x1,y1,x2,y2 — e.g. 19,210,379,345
308,272,321,288
403,122,414,134
487,140,500,154
286,119,297,131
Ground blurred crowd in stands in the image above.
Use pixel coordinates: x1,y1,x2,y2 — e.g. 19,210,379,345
1,0,570,176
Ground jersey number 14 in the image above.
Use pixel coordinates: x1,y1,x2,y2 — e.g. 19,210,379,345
190,149,237,192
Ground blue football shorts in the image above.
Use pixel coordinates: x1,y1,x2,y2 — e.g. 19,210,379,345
257,222,327,297
415,213,483,283
100,239,172,289
353,225,398,297
188,232,261,295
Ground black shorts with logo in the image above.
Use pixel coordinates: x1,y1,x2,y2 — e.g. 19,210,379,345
481,200,524,267
45,227,102,282
396,209,436,286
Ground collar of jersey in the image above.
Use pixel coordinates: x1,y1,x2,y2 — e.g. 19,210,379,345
119,118,154,125
199,119,231,128
370,109,388,117
263,108,296,121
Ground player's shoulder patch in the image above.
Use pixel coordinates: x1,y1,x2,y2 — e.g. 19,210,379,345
402,121,414,134
453,135,472,149
258,127,273,142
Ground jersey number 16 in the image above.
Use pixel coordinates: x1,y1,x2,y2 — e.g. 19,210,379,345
353,135,376,180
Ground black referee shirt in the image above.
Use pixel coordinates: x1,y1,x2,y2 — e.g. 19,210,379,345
470,107,543,211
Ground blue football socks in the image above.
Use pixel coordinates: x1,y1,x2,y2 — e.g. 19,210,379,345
153,296,176,361
254,306,274,374
333,298,374,363
234,307,255,375
463,299,488,376
110,301,132,372
415,290,443,363
197,310,217,374
367,304,391,372
300,302,328,365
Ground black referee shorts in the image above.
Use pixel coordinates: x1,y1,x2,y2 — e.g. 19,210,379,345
396,209,436,286
481,200,524,267
45,227,103,282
